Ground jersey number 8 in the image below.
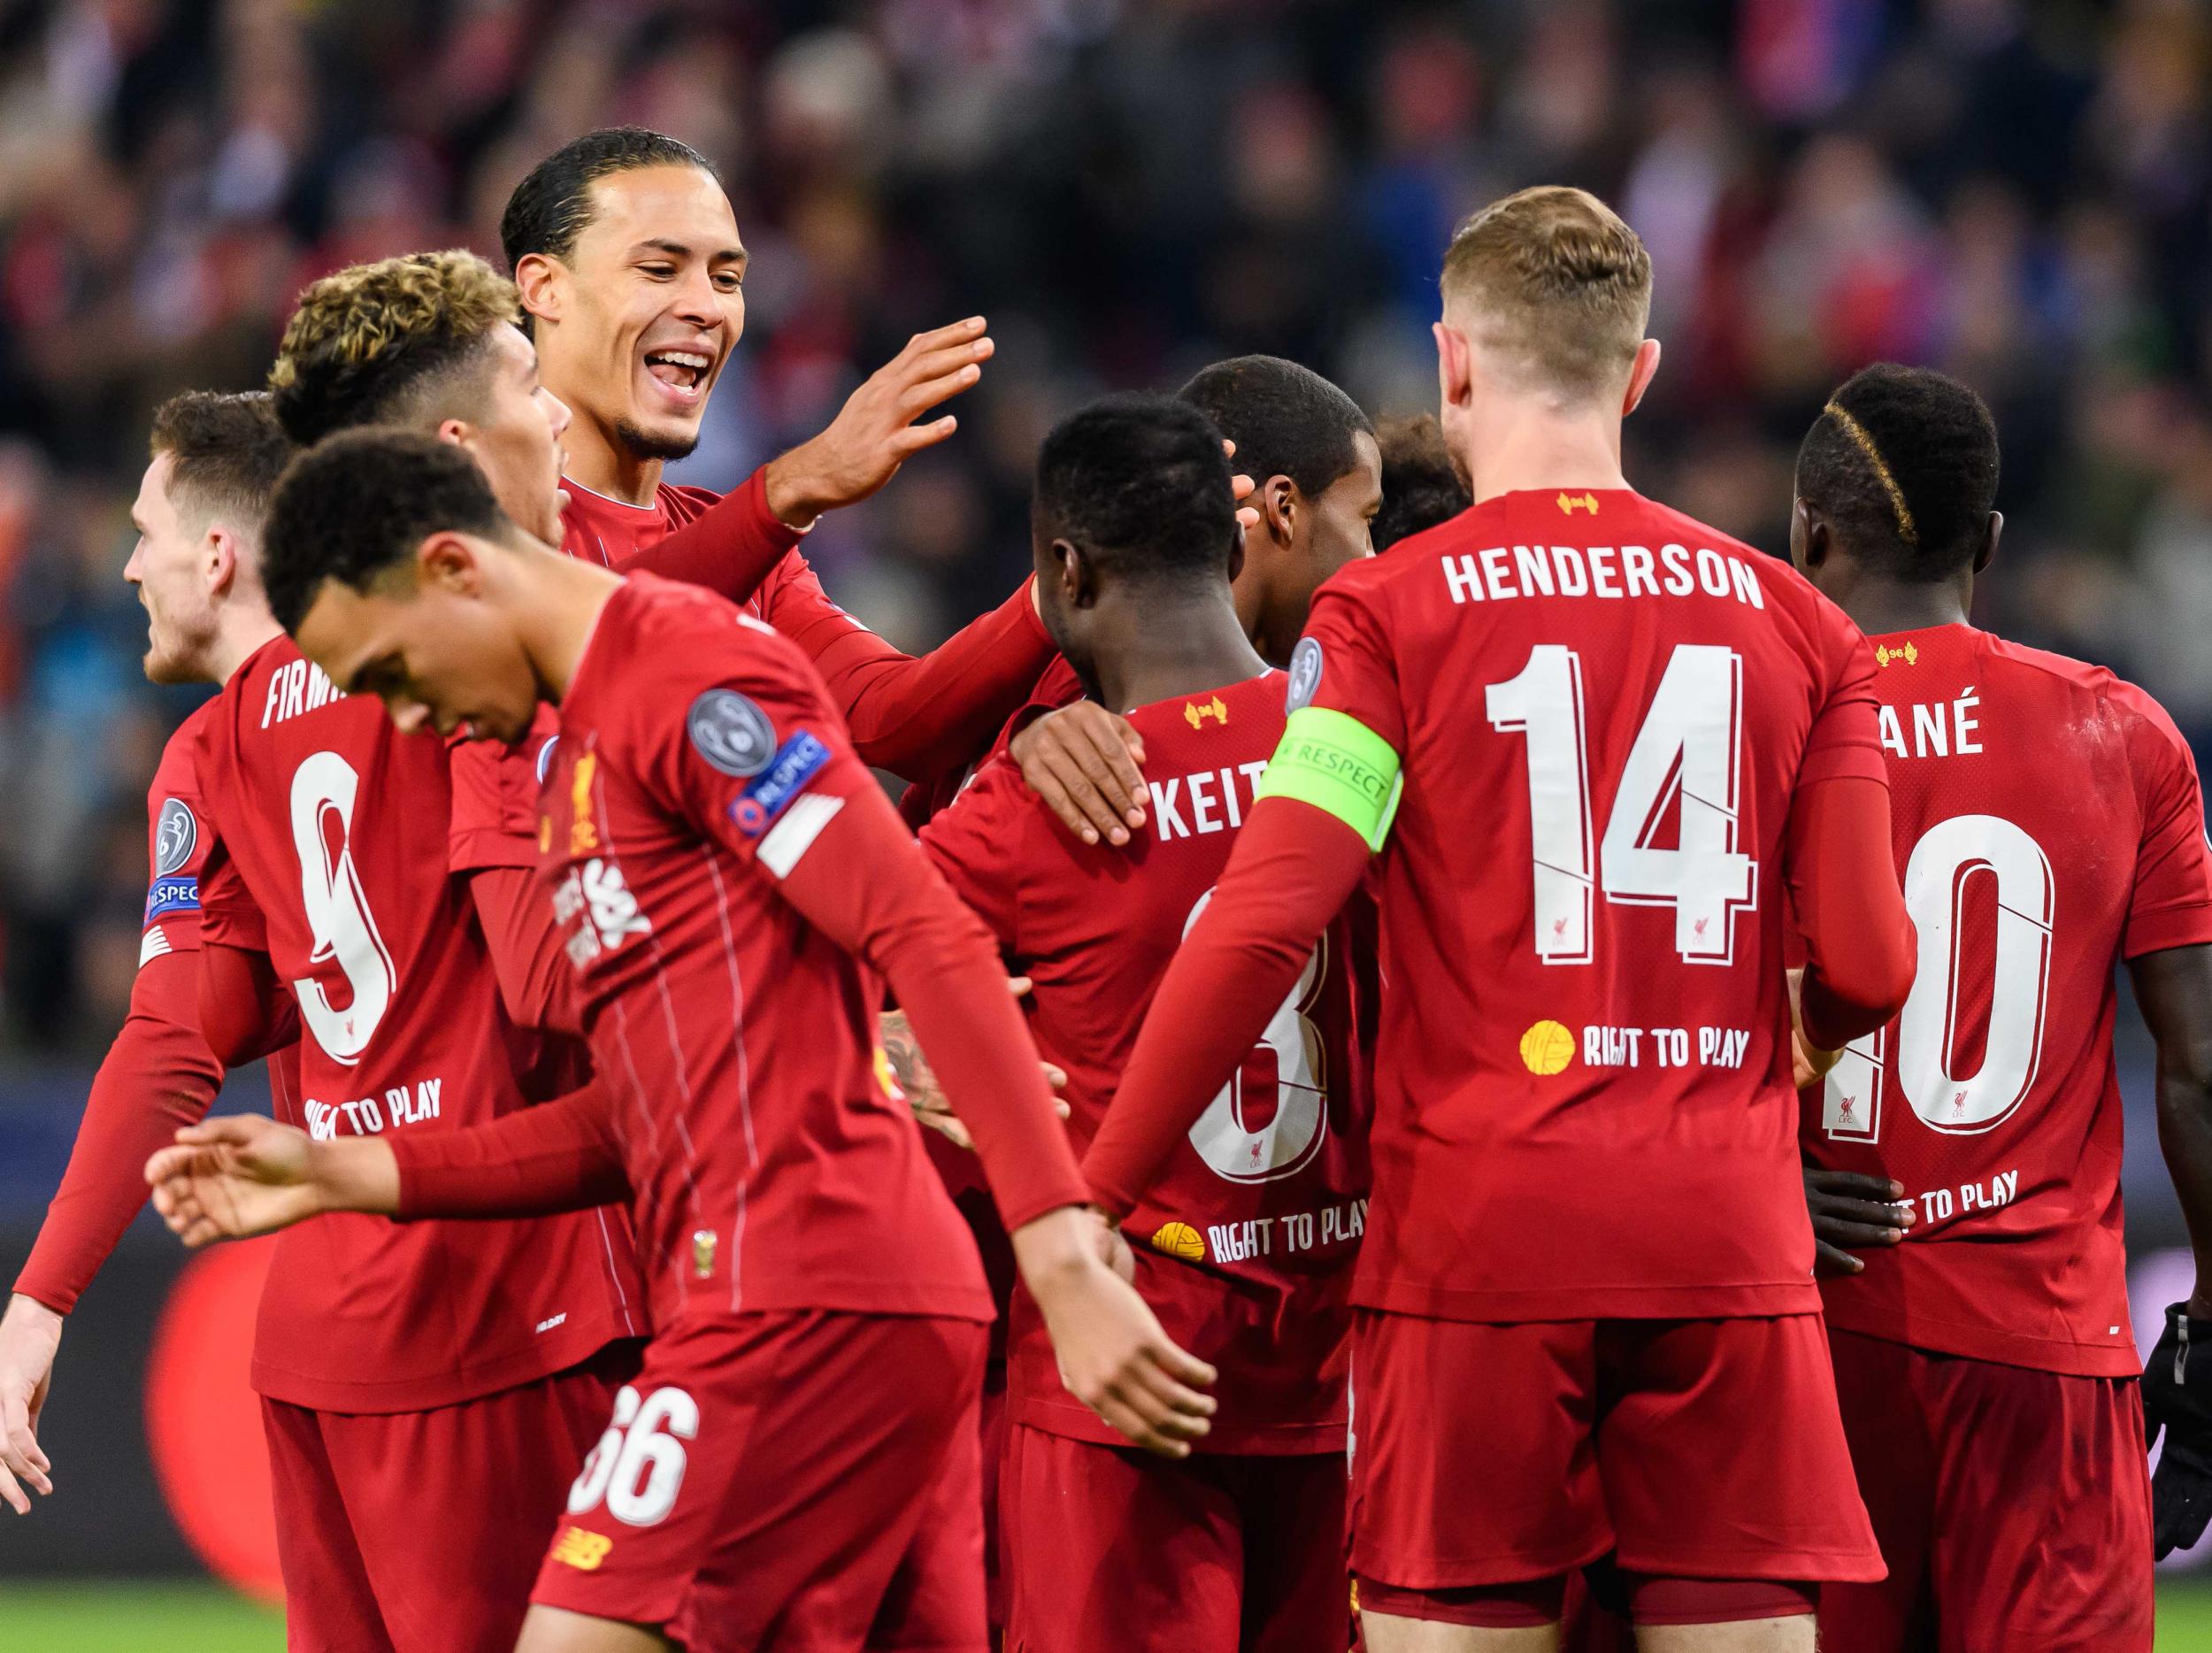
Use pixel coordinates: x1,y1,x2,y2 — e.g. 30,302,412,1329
1181,888,1329,1183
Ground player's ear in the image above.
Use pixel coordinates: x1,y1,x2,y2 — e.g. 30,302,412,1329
1623,338,1662,416
204,523,239,599
1433,321,1473,411
1790,497,1826,573
513,254,565,327
419,531,485,596
1974,511,2001,576
1261,475,1298,547
1053,538,1096,610
434,417,477,455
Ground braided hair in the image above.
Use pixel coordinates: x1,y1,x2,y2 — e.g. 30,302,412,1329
1795,364,1999,580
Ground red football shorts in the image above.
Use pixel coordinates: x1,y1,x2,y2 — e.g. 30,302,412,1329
262,1343,634,1653
1001,1423,1348,1653
1350,1309,1881,1592
1820,1326,2154,1652
533,1309,989,1652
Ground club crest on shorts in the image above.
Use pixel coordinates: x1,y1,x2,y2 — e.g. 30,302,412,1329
154,797,197,876
1286,638,1324,713
687,689,775,777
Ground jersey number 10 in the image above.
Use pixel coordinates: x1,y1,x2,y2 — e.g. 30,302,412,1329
1822,813,2055,1141
1487,642,1758,966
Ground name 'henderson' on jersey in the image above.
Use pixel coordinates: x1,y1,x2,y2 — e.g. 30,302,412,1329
1802,623,2212,1377
1295,487,1888,1323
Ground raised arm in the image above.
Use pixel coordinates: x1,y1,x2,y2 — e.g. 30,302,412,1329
628,318,1001,611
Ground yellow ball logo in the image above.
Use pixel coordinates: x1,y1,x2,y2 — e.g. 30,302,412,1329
1520,1019,1577,1076
1151,1221,1206,1262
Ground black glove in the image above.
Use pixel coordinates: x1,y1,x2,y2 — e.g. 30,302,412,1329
2144,1301,2212,1558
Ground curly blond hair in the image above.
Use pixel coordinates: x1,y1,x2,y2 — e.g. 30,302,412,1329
269,250,522,444
1440,187,1651,402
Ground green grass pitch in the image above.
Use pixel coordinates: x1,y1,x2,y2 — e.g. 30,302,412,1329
5,1580,2212,1648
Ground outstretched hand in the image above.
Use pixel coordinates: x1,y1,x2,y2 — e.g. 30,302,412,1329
145,1115,325,1248
1013,1207,1216,1457
764,319,995,525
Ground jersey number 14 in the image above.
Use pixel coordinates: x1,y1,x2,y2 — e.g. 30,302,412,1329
1487,642,1757,966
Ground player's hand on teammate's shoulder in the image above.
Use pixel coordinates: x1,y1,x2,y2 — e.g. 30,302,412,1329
1011,1205,1216,1458
763,318,995,526
1012,704,1149,847
144,1114,335,1247
880,980,1068,1152
1802,1169,1913,1276
2145,1300,2212,1558
0,1294,61,1513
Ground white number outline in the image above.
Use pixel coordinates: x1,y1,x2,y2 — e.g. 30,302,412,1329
567,1384,699,1529
288,750,398,1065
1487,643,1758,966
1181,888,1329,1183
1825,814,2053,1139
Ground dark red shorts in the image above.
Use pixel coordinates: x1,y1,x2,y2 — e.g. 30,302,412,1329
1820,1326,2154,1653
1350,1309,1881,1591
261,1343,634,1653
534,1310,989,1652
1001,1424,1348,1653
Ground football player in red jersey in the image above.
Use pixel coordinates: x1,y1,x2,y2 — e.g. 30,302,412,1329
1788,364,2212,1651
498,127,1073,775
1081,186,1920,1652
148,427,1217,1653
931,354,1386,848
917,396,1367,1652
0,394,295,1517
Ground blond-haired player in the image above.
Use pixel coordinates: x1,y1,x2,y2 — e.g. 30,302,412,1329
1083,186,1917,1652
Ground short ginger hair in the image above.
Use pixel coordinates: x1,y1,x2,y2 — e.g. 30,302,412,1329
149,390,294,535
269,250,522,445
1440,186,1652,402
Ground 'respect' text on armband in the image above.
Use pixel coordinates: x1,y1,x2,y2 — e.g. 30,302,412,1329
1254,707,1403,852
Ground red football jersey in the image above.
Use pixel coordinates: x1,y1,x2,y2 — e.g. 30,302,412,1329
1801,624,2212,1375
1302,490,1888,1321
923,670,1367,1453
195,639,641,1412
453,479,915,872
534,573,995,1329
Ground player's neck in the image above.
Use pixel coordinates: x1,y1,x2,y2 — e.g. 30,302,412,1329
1092,592,1267,714
513,551,627,704
561,408,664,508
210,608,284,684
1455,406,1627,505
1832,573,1972,637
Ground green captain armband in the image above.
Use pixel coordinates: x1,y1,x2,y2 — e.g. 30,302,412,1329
1254,706,1403,852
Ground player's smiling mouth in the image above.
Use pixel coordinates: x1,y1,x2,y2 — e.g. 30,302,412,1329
639,342,718,409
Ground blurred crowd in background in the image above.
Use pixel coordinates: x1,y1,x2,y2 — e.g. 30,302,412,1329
2,0,2211,1053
